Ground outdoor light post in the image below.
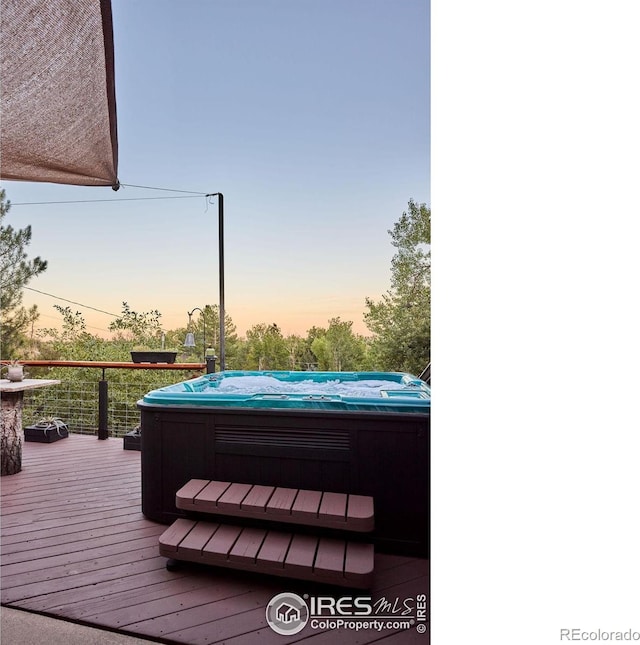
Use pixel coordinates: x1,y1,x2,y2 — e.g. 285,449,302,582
184,307,218,373
184,307,206,363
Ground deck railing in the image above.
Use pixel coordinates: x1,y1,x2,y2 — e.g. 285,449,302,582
4,361,206,439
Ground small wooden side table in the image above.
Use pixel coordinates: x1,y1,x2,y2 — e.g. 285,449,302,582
1,379,61,476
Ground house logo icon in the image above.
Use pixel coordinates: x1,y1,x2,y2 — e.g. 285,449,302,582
266,592,309,635
276,602,300,624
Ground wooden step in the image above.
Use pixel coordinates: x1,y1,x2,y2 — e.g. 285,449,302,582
159,518,375,589
175,480,374,532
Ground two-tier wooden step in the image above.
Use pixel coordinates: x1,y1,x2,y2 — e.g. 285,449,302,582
175,479,375,532
159,518,375,589
160,479,376,588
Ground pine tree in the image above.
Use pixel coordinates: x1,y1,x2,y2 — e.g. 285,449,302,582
0,189,48,358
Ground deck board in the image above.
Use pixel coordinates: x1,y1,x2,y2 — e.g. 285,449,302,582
1,433,429,644
240,484,275,511
229,527,268,564
264,486,298,514
284,533,318,576
291,488,323,517
318,491,348,522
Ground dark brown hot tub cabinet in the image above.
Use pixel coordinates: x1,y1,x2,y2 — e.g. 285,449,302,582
139,404,429,557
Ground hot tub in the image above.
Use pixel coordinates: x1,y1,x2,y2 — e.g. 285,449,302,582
138,370,430,557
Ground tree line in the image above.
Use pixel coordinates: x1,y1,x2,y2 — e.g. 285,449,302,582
1,189,430,378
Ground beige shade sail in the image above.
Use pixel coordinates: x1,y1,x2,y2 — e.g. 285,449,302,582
0,0,119,187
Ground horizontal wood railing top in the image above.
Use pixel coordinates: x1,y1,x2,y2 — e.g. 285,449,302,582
0,360,205,370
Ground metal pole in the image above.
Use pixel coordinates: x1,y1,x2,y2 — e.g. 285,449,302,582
205,192,225,371
217,193,225,371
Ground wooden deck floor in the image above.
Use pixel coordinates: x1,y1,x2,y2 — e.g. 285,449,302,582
1,434,429,644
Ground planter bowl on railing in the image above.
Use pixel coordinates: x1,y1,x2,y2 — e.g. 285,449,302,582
130,352,177,364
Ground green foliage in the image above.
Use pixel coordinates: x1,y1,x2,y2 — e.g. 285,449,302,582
0,189,47,358
109,302,162,346
38,305,134,363
244,323,289,370
284,334,317,370
364,200,430,375
311,318,366,371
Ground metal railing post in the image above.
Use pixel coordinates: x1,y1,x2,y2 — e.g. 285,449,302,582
98,369,108,440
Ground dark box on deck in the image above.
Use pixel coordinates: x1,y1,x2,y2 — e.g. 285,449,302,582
24,422,69,443
124,429,141,451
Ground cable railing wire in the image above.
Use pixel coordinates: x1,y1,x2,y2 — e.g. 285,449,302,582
22,378,177,437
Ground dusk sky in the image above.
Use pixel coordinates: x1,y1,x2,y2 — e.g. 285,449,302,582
3,0,430,338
